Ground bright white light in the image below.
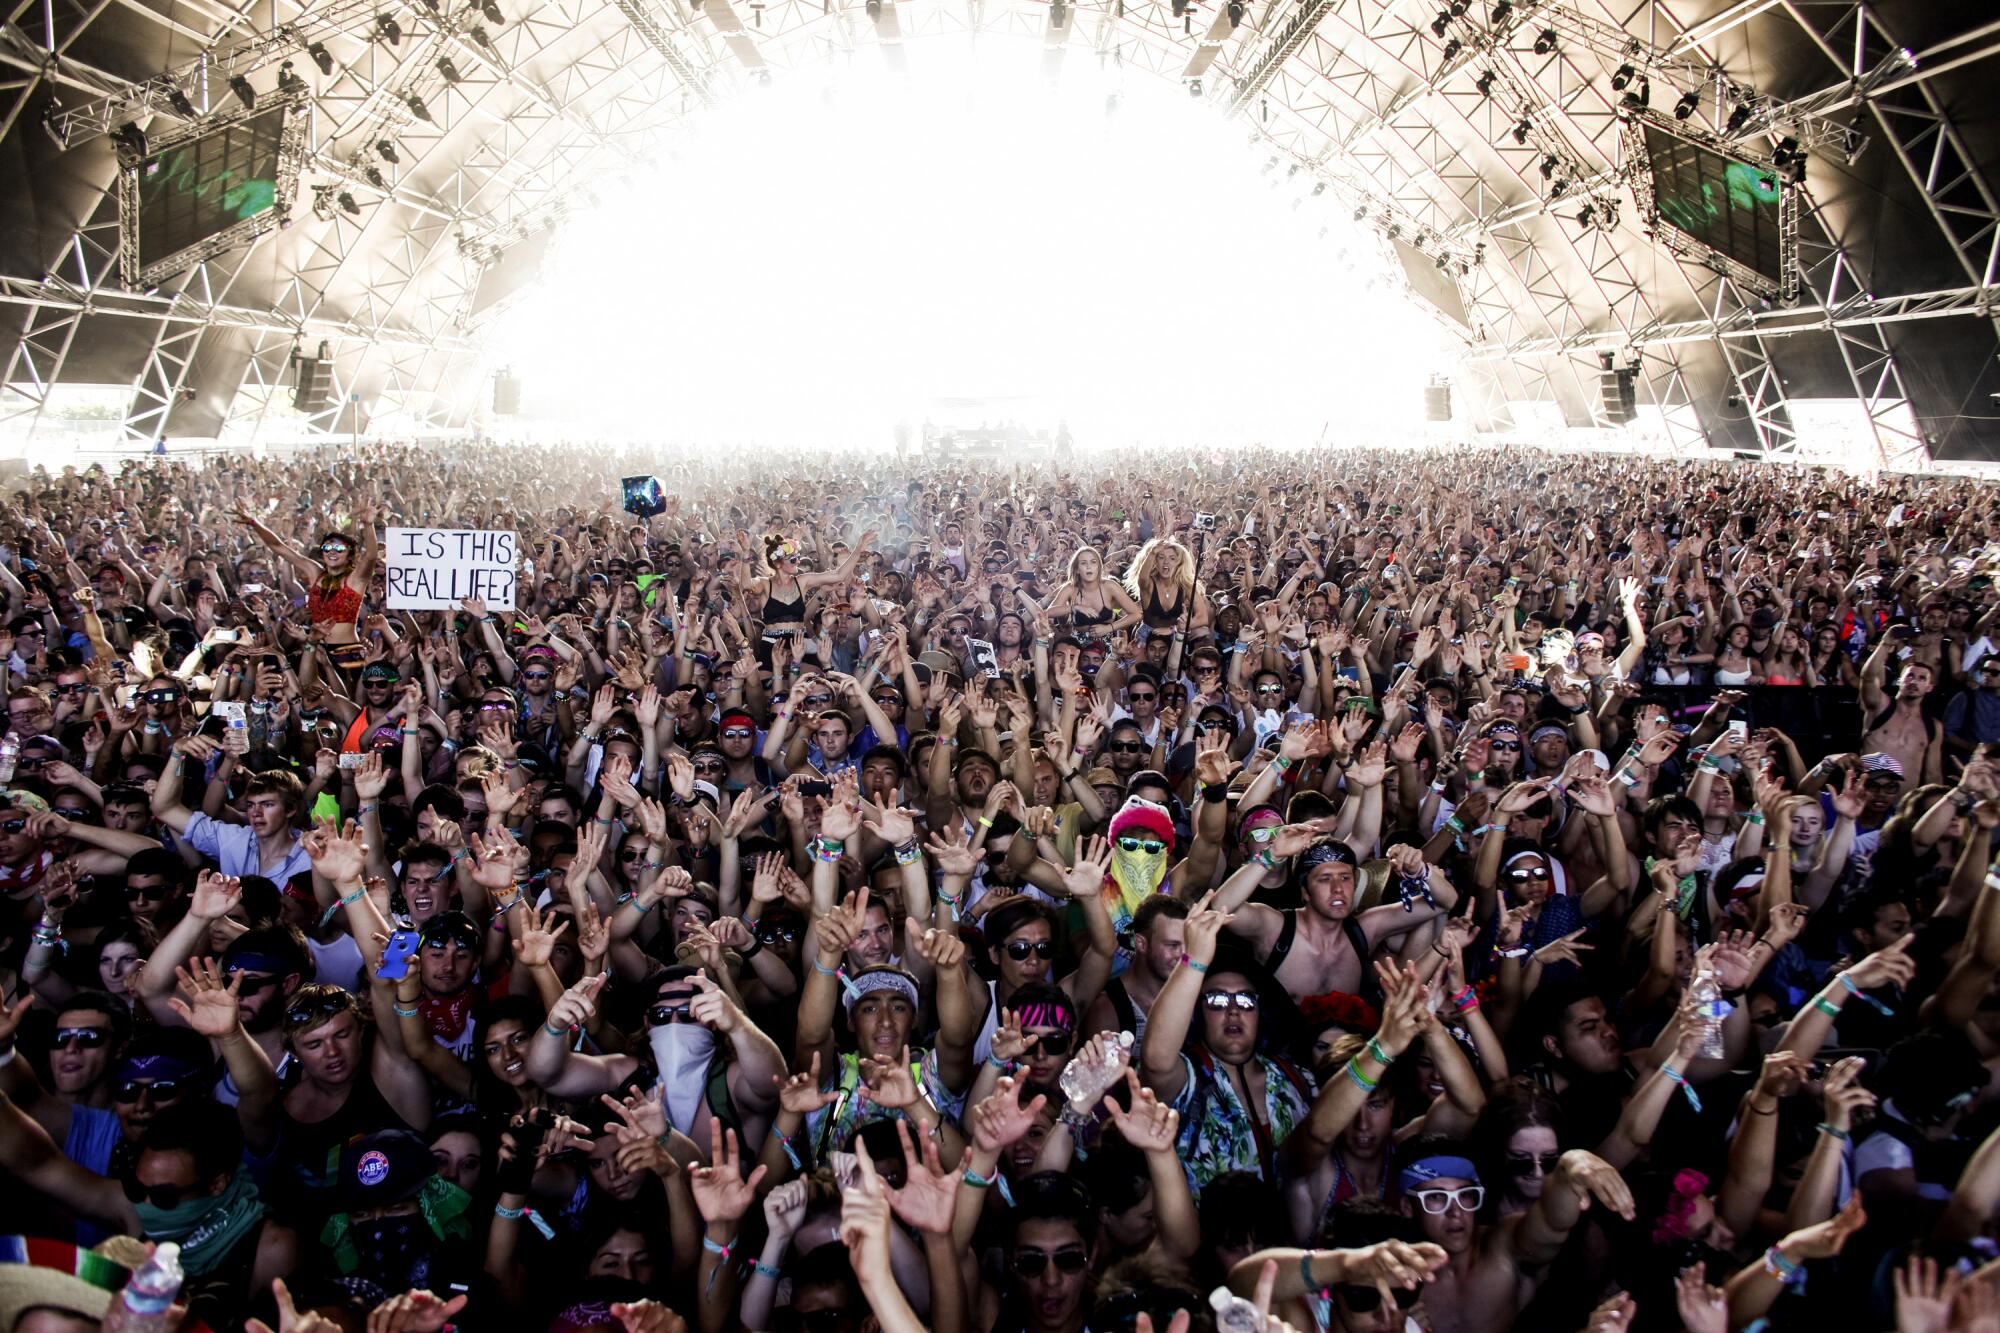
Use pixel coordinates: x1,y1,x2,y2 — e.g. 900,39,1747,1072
493,39,1459,448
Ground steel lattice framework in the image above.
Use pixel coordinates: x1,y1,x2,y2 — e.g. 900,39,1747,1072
0,0,1995,461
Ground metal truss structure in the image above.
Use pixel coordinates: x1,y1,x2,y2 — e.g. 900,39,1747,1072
0,0,1995,462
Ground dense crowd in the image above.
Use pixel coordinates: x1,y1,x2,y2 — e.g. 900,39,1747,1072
0,441,1996,1333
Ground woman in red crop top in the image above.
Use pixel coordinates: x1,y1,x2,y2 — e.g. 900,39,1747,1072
237,506,378,667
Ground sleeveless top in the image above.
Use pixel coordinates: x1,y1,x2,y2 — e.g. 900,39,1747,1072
1264,910,1386,1012
1142,581,1184,630
762,579,807,627
308,579,363,627
1713,664,1753,686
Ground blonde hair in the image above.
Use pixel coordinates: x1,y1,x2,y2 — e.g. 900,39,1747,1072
1125,537,1198,602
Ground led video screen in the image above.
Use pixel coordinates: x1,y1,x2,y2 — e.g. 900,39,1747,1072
1642,124,1785,285
130,107,287,273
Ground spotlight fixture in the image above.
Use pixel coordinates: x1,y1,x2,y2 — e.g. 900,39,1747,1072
1474,70,1495,97
1188,77,1202,97
1386,221,1401,239
337,191,361,216
1770,135,1800,164
364,166,387,188
1512,118,1530,145
277,61,306,95
307,42,334,75
377,139,399,162
1539,154,1556,178
1441,37,1460,59
1435,252,1450,269
1725,102,1751,134
1171,0,1186,15
1352,205,1367,220
1673,88,1699,119
165,87,197,117
1621,78,1649,110
1429,11,1449,37
227,74,256,108
865,0,880,16
1576,204,1595,230
111,121,148,157
405,92,432,120
375,13,403,44
480,0,504,22
1551,177,1568,197
1310,181,1325,195
1053,0,1068,26
1488,0,1509,23
1532,26,1555,54
1447,0,1466,14
1610,63,1635,91
1226,0,1243,27
437,56,462,82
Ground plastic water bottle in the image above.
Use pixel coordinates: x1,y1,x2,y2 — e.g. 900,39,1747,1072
1690,969,1729,1059
1210,1287,1263,1332
0,733,18,786
1058,1031,1134,1107
120,1241,184,1333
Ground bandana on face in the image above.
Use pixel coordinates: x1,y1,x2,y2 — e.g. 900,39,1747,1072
648,1022,718,1135
1107,843,1169,927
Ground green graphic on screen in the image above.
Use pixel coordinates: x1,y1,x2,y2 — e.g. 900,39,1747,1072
1642,125,1783,284
134,106,287,270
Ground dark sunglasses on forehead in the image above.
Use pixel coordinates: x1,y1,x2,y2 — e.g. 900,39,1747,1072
113,1077,185,1103
1201,990,1260,1012
285,993,355,1029
421,925,479,950
1003,938,1056,961
54,1026,110,1049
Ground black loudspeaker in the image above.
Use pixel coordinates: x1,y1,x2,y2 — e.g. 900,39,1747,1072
292,357,335,412
493,373,521,416
1599,368,1637,424
1424,383,1452,421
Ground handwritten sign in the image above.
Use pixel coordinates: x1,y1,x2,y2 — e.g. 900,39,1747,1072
385,528,518,610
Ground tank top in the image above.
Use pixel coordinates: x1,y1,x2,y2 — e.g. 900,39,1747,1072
762,579,807,626
1713,664,1753,686
1142,581,1184,630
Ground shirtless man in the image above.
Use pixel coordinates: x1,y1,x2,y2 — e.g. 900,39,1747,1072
1210,836,1457,1011
1860,635,1942,785
1388,1141,1632,1333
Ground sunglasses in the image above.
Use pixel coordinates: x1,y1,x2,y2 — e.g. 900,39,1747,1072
1107,741,1147,754
285,994,355,1029
521,671,552,682
1003,939,1057,962
1255,684,1286,695
478,701,514,713
54,1026,110,1050
113,1078,185,1103
617,848,648,862
1864,777,1900,789
54,682,89,696
1201,991,1260,1012
694,760,728,774
647,1000,696,1026
871,695,902,707
756,923,797,944
1116,836,1166,855
1012,1247,1090,1278
719,727,756,741
0,818,28,834
1026,1028,1075,1057
1127,692,1156,703
121,1177,206,1208
1505,1151,1561,1174
1505,866,1552,882
1489,740,1522,752
52,806,91,821
222,969,283,995
1192,665,1220,676
321,542,352,554
1412,1185,1484,1214
803,694,833,708
1337,1284,1421,1313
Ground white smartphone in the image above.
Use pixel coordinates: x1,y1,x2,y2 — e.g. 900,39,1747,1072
1727,720,1748,742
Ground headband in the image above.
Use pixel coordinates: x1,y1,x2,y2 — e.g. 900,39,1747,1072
1015,1000,1076,1033
1302,840,1359,870
841,968,921,1014
1398,1154,1483,1194
1650,1168,1710,1244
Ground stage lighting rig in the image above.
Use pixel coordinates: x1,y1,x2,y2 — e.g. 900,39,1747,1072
470,24,492,46
1429,11,1448,37
1672,88,1699,119
1226,1,1243,27
480,0,504,22
165,87,197,117
337,191,361,216
1473,70,1494,97
1531,27,1554,54
405,92,432,120
377,139,399,163
1487,0,1508,23
1610,63,1634,91
227,74,256,109
1511,119,1530,144
1441,38,1460,59
437,56,462,82
111,121,147,157
307,42,334,75
364,166,387,188
277,61,307,95
375,13,403,44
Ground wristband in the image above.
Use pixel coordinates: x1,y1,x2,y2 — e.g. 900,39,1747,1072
543,1020,572,1037
1472,823,1505,838
1343,1058,1380,1092
1811,995,1842,1017
1660,1064,1702,1113
1200,782,1228,803
393,1004,419,1017
810,837,845,863
702,1233,736,1260
754,1262,784,1280
1762,1245,1806,1287
1365,1036,1393,1066
1815,1122,1850,1141
1450,984,1477,1011
358,801,380,813
1837,972,1895,1016
1744,810,1765,826
1181,953,1208,974
893,839,923,866
962,1165,999,1189
1273,755,1293,773
988,1053,1017,1072
1430,779,1449,794
977,815,994,828
935,888,960,921
739,933,764,960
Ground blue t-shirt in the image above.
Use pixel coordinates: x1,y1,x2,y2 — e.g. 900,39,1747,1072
64,1104,124,1248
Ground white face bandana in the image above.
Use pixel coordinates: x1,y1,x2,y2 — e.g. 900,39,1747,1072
649,1022,718,1134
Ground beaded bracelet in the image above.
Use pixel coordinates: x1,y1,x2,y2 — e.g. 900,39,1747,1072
1762,1245,1805,1287
893,840,923,866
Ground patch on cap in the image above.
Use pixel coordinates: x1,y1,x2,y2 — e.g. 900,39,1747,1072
356,1150,391,1188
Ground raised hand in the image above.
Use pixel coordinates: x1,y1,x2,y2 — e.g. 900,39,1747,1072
1103,1069,1178,1151
923,824,982,878
969,1074,1048,1154
512,903,570,969
364,1289,471,1333
857,1045,919,1110
883,1119,959,1235
167,957,244,1038
189,870,245,921
776,1051,840,1116
688,1120,766,1225
1061,834,1112,900
303,820,367,886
